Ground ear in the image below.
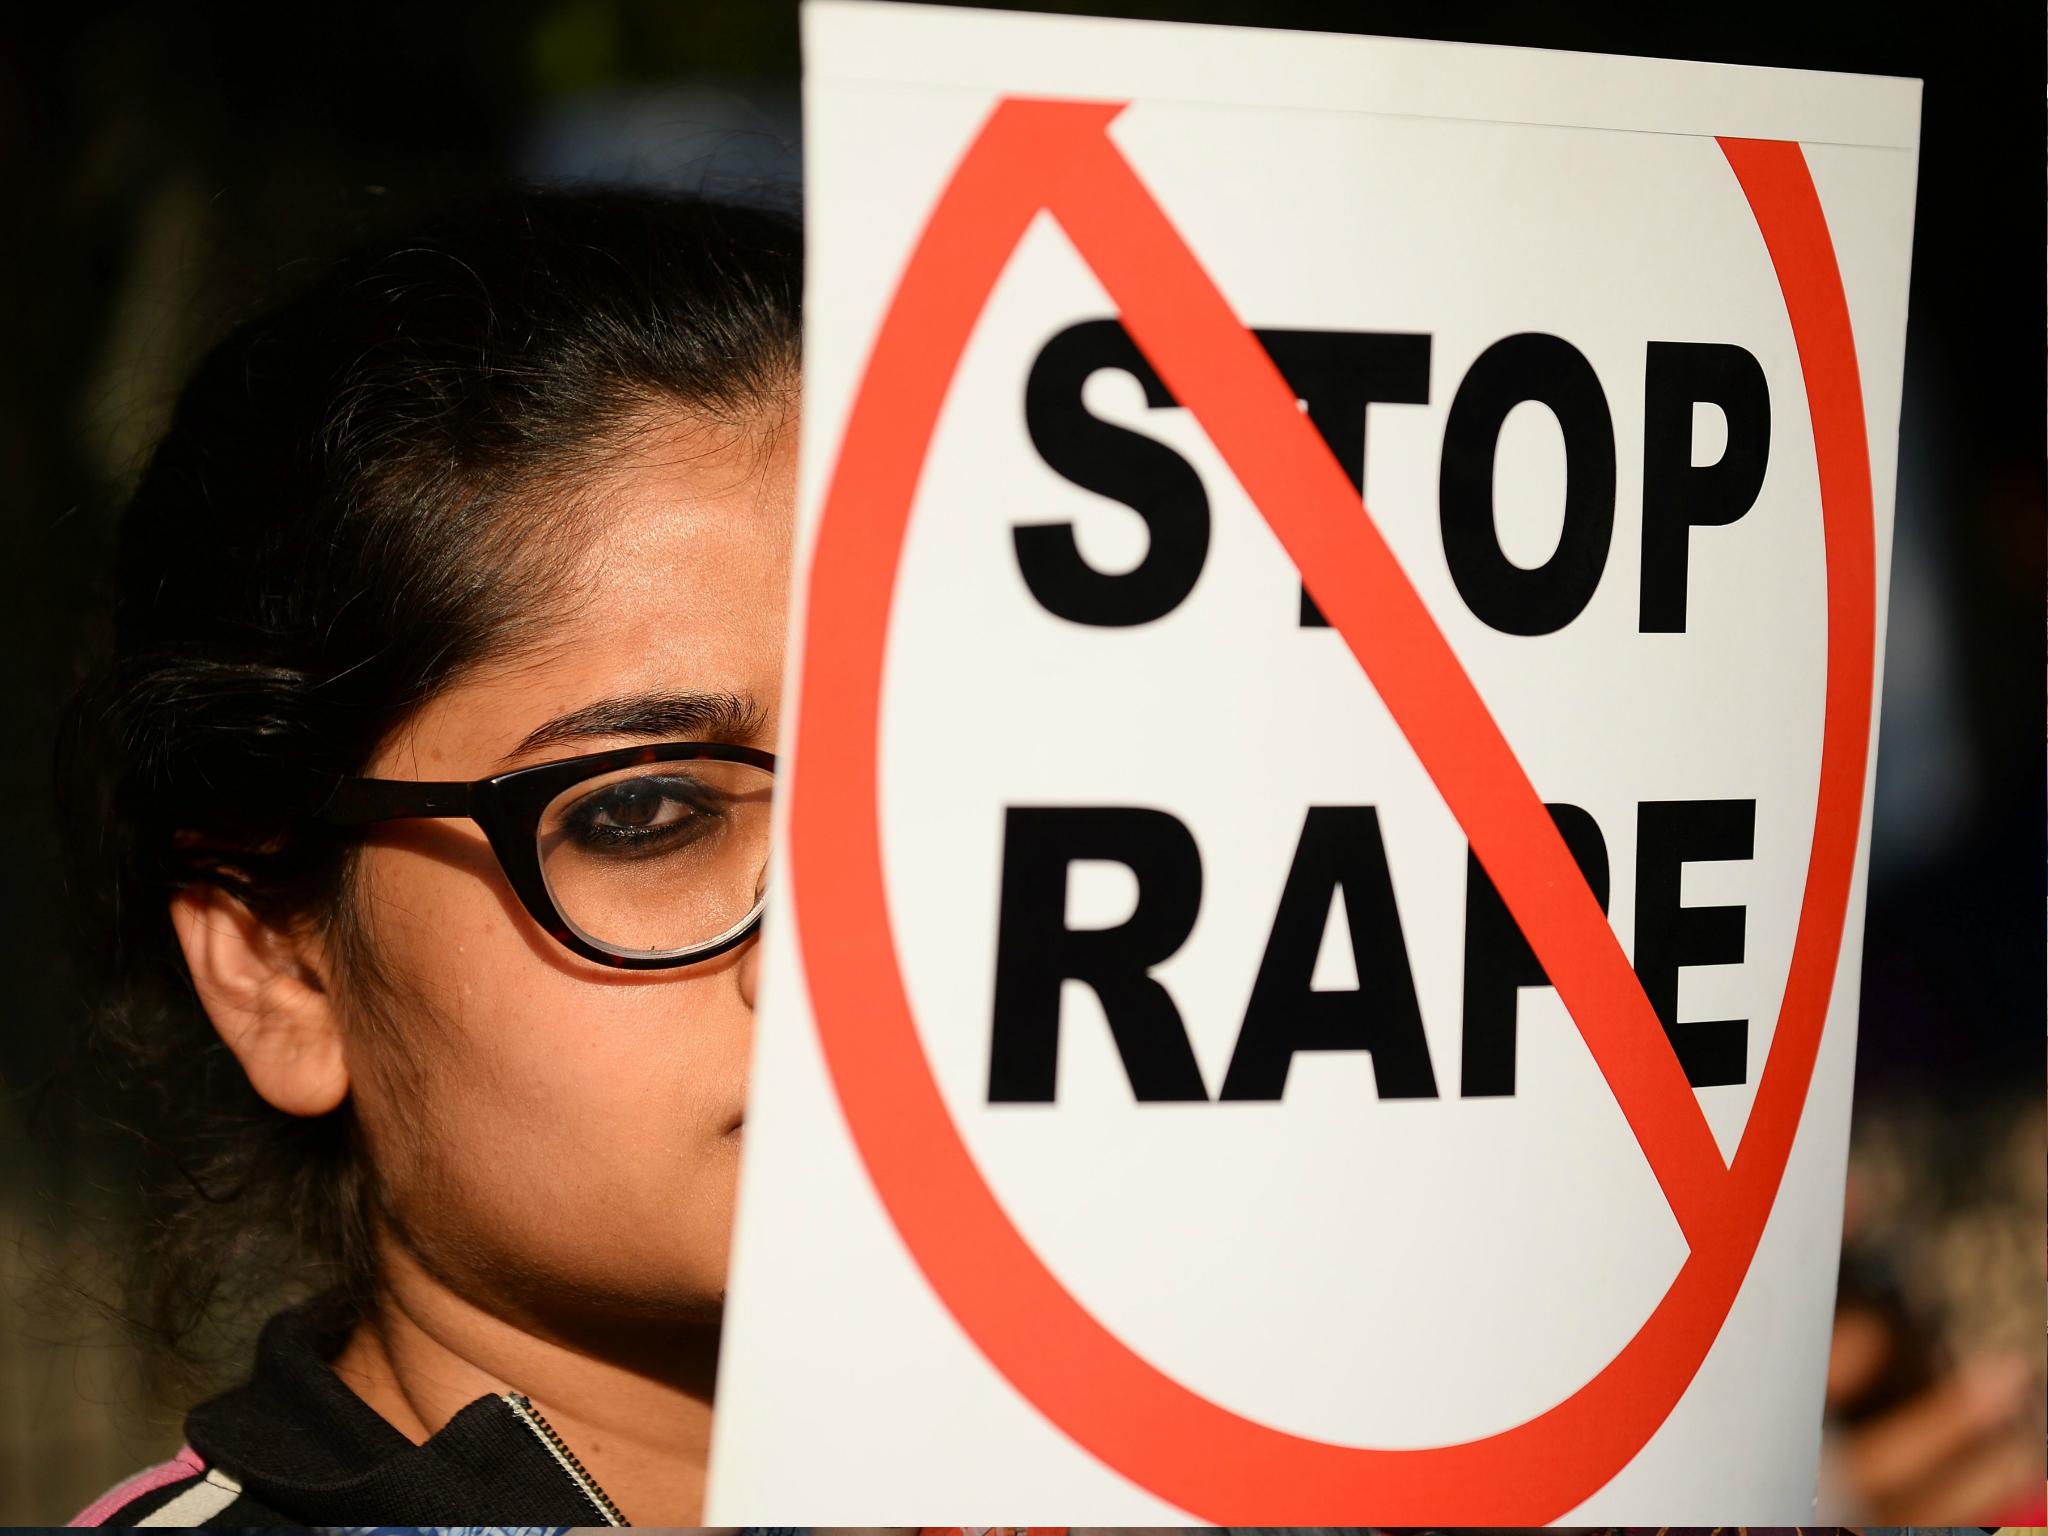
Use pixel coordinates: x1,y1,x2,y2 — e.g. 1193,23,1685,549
170,885,350,1117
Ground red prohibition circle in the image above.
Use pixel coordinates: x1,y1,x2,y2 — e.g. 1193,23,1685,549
788,99,1877,1524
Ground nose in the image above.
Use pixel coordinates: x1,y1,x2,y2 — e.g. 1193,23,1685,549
736,866,769,1007
736,925,762,1009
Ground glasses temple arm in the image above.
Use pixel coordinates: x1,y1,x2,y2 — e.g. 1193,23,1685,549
315,775,479,825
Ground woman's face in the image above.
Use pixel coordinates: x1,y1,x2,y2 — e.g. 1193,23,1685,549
342,411,795,1329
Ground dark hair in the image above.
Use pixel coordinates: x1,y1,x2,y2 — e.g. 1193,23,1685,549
58,188,801,1384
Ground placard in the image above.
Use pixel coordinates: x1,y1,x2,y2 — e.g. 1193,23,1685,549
710,3,1920,1521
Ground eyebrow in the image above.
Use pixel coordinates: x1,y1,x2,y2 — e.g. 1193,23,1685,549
506,689,769,761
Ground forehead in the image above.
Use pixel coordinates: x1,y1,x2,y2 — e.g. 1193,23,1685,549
376,414,797,778
565,414,796,638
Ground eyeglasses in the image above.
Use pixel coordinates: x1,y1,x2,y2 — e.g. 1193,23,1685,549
316,741,775,970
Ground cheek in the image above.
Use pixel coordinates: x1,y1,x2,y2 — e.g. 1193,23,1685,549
343,836,753,1310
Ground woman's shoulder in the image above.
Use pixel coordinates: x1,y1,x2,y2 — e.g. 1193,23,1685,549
68,1444,293,1527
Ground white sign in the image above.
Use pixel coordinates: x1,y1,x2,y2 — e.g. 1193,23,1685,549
709,2,1920,1522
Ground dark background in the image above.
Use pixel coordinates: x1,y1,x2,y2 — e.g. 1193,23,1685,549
1,1,2039,1522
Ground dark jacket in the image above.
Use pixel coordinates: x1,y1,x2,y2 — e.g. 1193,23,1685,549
71,1294,638,1527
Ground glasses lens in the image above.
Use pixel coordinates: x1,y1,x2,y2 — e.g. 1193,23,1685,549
536,757,772,958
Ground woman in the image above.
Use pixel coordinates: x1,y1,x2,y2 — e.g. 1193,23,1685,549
65,188,799,1526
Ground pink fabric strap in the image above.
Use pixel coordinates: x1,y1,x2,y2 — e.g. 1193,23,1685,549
68,1444,207,1526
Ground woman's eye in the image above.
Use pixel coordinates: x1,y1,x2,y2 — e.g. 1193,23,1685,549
595,782,679,829
564,776,718,851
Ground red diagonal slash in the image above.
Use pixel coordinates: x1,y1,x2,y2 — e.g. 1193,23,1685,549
1046,110,1729,1249
789,97,1875,1520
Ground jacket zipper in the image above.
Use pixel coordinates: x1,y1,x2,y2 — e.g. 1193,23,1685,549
502,1391,630,1526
